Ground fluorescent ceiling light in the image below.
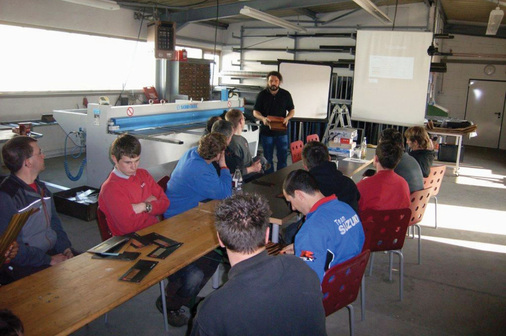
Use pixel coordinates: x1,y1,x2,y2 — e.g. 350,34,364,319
240,6,306,32
353,0,392,24
486,6,504,35
60,0,120,11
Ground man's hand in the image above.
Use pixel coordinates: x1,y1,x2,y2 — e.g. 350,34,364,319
283,116,291,126
280,243,294,255
144,195,157,203
246,160,262,174
132,203,147,214
263,117,271,128
50,254,69,266
218,150,227,168
4,241,19,264
62,248,74,259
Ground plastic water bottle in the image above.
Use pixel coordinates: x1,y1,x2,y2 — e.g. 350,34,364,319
233,169,243,192
360,137,367,160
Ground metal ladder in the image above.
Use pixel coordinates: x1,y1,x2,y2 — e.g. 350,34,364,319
322,104,352,145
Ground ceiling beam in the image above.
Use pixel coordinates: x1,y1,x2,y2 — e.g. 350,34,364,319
295,8,318,21
445,22,506,39
167,0,350,27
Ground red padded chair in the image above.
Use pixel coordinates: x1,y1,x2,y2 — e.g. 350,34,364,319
290,140,304,163
306,134,320,143
322,250,370,336
423,165,446,228
408,187,433,265
157,175,170,192
360,208,411,301
96,206,112,241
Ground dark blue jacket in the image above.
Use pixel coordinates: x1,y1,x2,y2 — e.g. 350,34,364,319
0,174,72,267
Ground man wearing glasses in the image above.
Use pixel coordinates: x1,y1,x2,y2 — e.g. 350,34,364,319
0,136,74,282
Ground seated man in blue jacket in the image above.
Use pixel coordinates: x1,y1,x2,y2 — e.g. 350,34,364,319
0,136,74,282
281,169,364,282
164,132,232,218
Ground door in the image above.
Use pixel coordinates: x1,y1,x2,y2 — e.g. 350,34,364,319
464,80,506,149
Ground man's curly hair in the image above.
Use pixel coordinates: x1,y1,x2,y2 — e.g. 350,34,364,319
215,193,271,253
198,133,227,160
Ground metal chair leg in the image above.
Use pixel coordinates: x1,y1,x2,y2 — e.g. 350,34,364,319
388,252,393,281
434,195,438,229
345,304,355,336
390,250,404,301
360,276,366,321
368,253,375,277
415,224,422,264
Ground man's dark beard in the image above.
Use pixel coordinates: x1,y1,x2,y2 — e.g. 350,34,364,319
269,85,278,91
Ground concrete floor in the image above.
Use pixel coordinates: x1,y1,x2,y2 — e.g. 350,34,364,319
7,146,505,336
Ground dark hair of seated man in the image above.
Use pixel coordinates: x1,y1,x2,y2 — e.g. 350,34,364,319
376,140,403,169
0,309,24,336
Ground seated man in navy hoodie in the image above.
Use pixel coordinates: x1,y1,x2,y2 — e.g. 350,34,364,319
302,141,360,212
0,136,74,281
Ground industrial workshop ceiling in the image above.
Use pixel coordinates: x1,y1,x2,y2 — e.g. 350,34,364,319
116,0,505,38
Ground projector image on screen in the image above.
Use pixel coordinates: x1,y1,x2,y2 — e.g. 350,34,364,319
352,30,433,126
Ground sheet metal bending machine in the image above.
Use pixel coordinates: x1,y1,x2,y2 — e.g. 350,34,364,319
54,98,259,189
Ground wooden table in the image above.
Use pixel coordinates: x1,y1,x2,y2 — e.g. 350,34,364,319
0,202,219,336
243,153,373,242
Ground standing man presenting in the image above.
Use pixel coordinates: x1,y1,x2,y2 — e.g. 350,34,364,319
253,71,295,173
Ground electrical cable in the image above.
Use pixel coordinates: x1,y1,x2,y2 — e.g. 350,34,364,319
210,0,219,95
64,131,87,181
115,7,146,106
392,0,399,30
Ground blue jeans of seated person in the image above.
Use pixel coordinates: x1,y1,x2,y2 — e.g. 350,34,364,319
261,134,288,174
165,250,220,311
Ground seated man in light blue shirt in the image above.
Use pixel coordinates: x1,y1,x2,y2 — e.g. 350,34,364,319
164,132,232,218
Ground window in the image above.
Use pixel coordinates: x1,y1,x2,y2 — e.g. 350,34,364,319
0,24,154,92
0,24,220,92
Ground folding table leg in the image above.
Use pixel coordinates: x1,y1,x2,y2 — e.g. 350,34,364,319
159,279,169,332
212,263,222,289
271,224,279,243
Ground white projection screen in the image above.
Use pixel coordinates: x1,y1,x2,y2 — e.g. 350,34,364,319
279,62,332,120
352,30,432,126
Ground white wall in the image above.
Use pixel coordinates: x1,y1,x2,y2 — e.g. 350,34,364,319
436,35,506,120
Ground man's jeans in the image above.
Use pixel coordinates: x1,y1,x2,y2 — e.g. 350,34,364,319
165,251,221,311
261,134,288,173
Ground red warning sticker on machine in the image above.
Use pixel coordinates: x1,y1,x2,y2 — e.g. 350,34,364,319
126,107,134,117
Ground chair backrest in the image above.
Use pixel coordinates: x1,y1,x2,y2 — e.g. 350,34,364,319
359,208,412,253
157,175,170,192
290,140,304,163
321,249,370,317
96,206,112,241
423,165,446,197
409,187,433,226
306,134,320,143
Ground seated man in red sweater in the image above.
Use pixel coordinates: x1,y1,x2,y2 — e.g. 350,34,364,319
98,134,170,235
357,141,410,212
99,135,219,328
